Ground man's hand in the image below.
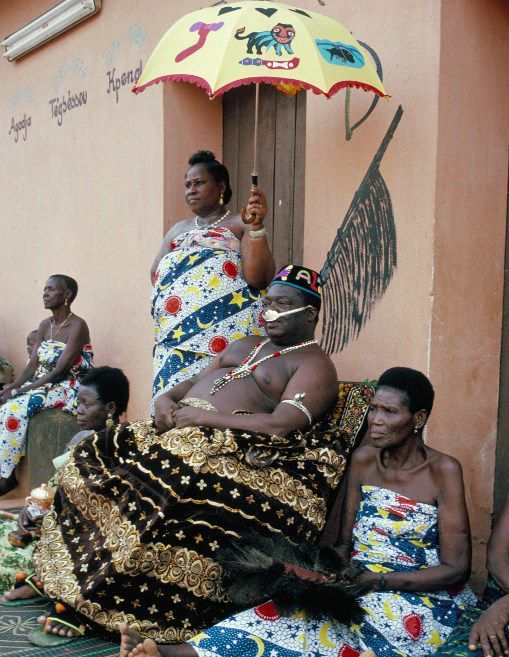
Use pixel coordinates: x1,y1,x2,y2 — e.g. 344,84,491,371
154,394,178,432
172,406,205,429
469,596,509,657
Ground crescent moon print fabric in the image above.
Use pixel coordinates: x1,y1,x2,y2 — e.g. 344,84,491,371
190,486,476,657
151,226,265,408
0,340,94,478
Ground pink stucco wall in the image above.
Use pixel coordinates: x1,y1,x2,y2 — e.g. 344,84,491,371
0,0,507,586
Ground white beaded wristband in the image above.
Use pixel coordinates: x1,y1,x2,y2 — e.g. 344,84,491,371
249,227,267,239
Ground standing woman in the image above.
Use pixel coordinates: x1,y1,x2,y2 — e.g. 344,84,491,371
150,150,275,406
0,275,93,495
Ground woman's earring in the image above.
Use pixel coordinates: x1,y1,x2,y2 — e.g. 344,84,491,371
106,412,115,428
219,193,224,206
64,299,68,306
413,427,420,434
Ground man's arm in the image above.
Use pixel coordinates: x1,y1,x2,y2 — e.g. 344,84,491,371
172,354,338,436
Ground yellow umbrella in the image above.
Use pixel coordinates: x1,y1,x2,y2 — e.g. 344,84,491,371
133,1,388,218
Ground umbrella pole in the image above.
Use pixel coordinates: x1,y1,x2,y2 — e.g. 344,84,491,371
252,82,260,188
242,83,260,224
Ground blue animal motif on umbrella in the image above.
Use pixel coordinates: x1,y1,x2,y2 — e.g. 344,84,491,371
235,23,296,56
316,39,364,67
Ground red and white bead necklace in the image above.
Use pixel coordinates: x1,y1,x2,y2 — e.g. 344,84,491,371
210,338,317,395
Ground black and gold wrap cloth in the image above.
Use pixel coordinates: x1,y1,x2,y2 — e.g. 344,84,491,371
32,396,368,643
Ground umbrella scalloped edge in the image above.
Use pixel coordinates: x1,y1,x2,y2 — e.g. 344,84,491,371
132,73,389,99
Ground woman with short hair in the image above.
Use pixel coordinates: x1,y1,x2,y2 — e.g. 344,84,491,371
150,150,275,408
0,275,93,495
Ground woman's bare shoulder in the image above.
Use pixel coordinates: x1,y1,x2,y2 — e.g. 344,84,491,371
167,218,194,240
351,444,378,466
426,447,463,475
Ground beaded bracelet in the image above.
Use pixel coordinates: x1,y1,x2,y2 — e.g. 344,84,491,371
249,227,267,239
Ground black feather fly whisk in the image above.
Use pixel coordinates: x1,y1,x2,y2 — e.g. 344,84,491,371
218,533,368,623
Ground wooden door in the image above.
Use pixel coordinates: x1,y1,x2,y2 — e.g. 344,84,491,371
222,85,306,269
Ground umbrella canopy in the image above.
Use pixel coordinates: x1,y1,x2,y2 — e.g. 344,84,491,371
132,1,388,99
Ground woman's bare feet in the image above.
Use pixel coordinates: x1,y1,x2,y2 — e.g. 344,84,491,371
120,623,144,657
36,608,83,637
44,618,83,638
1,583,38,602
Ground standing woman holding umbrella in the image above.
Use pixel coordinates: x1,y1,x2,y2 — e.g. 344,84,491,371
150,150,274,407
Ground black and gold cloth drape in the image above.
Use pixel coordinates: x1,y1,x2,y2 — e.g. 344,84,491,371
34,416,354,643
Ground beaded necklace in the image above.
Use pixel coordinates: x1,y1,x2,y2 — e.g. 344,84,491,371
210,338,317,395
50,312,73,340
195,209,230,229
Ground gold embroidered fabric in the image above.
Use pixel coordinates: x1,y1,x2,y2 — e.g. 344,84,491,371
33,414,357,643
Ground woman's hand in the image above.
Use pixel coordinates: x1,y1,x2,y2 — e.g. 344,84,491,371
0,386,14,404
154,395,177,432
469,596,509,657
245,188,268,228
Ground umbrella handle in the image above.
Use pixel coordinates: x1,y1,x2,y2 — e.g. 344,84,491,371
241,173,259,224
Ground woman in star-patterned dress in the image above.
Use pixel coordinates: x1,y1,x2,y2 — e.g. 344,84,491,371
0,275,92,495
120,367,476,657
150,150,275,410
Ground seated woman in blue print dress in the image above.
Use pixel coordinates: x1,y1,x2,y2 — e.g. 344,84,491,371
150,150,275,410
0,275,93,495
121,367,476,657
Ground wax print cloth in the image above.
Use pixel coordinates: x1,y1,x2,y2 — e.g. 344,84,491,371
32,403,360,644
151,226,265,406
435,577,507,657
191,485,476,657
0,340,93,477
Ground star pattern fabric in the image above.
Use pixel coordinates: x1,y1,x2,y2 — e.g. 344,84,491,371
191,486,477,657
0,340,93,478
151,226,265,411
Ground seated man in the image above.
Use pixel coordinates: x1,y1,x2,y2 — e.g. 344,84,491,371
31,266,345,644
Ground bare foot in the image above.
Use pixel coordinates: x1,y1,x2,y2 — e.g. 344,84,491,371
127,638,197,657
45,619,83,638
128,639,161,656
1,583,37,602
120,623,144,657
360,651,376,657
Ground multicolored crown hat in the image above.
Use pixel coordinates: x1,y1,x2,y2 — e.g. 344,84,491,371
270,264,322,298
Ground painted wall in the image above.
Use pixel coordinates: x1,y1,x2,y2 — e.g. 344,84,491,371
0,0,219,419
0,0,507,585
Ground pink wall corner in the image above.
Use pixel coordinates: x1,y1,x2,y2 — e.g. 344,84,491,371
163,83,223,235
428,0,509,588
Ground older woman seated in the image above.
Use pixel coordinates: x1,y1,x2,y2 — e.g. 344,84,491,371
0,366,129,607
0,275,93,494
121,367,476,657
